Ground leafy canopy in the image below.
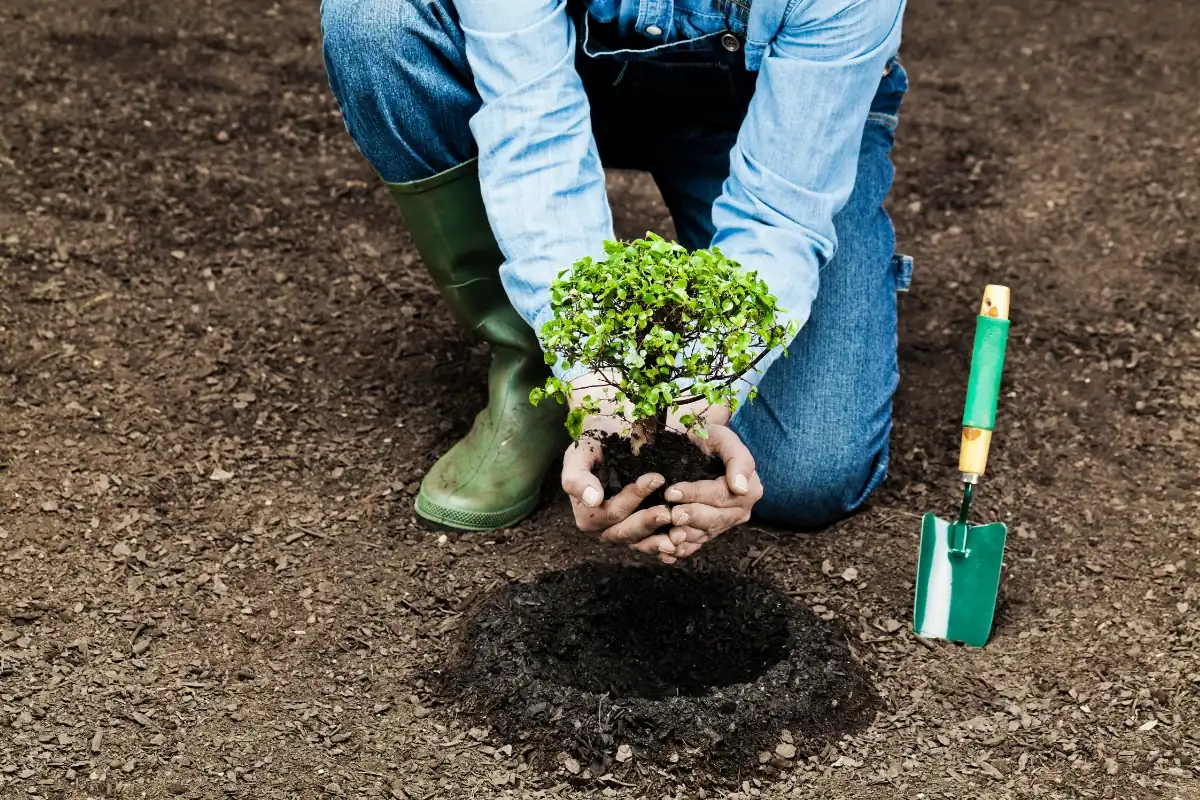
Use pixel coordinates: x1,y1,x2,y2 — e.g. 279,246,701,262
529,233,799,440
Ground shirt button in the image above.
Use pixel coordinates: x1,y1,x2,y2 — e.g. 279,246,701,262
720,32,741,52
644,24,663,36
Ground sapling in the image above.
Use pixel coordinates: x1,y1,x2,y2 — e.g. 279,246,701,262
530,233,798,495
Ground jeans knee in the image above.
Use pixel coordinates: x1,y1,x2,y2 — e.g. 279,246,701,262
320,0,472,180
321,0,404,73
753,436,888,529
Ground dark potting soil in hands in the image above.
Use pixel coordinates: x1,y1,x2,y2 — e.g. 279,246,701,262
589,429,725,506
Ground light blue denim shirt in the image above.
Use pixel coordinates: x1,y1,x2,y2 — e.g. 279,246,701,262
453,0,905,407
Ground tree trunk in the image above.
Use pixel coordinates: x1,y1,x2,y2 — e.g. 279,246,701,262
629,410,668,457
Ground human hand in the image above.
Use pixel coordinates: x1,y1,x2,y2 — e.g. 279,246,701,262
662,424,762,560
560,433,680,559
556,372,681,560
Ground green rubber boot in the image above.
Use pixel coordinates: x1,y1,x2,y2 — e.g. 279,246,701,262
386,160,568,532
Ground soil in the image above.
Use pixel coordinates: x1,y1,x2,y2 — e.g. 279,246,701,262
590,430,725,506
432,564,875,783
2,0,1200,798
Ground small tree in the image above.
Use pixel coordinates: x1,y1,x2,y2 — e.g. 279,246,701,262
530,234,798,454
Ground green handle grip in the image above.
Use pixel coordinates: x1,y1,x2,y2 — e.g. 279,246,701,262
962,290,1011,431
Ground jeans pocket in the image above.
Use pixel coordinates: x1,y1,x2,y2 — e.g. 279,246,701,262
868,57,908,130
892,253,914,292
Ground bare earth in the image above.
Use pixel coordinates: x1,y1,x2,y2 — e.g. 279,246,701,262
2,0,1199,798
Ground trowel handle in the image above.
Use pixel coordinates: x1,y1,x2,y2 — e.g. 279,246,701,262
959,285,1011,479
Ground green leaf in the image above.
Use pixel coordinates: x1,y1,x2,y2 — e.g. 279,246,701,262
543,350,558,366
566,408,586,441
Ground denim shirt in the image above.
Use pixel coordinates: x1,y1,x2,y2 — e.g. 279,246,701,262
454,0,905,406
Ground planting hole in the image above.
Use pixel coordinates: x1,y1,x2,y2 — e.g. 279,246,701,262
437,563,878,777
524,565,791,699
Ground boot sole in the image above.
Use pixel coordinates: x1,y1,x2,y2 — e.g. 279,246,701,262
414,491,540,533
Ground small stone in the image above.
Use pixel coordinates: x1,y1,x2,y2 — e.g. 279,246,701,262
121,759,136,773
775,743,797,760
840,566,859,582
563,757,581,775
151,734,166,746
412,706,430,718
615,744,632,763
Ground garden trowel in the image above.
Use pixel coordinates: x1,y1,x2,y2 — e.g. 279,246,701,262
913,285,1011,648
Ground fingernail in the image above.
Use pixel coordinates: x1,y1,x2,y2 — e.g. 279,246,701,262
657,513,671,526
670,529,686,545
676,512,690,527
660,555,677,564
582,486,601,507
648,475,664,490
733,473,748,493
658,542,676,555
665,488,683,502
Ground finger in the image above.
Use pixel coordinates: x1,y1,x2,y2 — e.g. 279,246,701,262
602,472,666,524
672,540,706,559
671,503,747,534
630,532,676,556
705,426,756,496
665,478,732,508
667,470,762,507
561,438,604,508
659,553,678,565
599,506,671,545
670,525,710,544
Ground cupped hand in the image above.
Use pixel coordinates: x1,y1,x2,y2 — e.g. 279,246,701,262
558,372,760,563
662,424,762,559
560,432,682,560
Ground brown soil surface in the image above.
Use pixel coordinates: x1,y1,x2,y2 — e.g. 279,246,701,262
2,0,1199,798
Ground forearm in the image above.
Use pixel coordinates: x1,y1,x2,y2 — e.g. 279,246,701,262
714,0,905,410
452,0,613,375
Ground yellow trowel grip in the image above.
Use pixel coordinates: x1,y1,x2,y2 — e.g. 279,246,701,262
959,285,1011,479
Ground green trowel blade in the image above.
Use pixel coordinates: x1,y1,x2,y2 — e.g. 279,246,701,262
913,512,1007,648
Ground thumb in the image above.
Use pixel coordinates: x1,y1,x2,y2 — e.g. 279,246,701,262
705,425,756,496
561,437,604,507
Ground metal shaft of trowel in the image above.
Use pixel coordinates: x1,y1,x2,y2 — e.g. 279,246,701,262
955,477,976,526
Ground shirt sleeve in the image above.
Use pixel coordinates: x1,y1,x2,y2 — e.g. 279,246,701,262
451,0,613,382
713,0,905,410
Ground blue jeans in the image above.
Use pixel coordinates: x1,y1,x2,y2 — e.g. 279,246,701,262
320,0,912,528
